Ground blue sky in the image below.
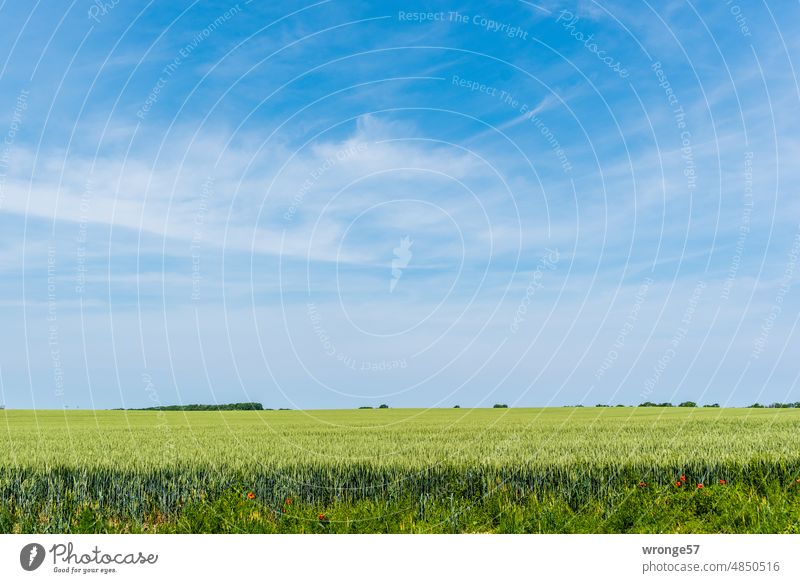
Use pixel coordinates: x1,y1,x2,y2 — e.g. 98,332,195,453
0,0,798,409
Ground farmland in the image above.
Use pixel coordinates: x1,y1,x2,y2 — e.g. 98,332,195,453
1,407,800,533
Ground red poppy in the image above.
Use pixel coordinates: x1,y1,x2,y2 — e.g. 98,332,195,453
285,498,293,505
719,479,726,485
638,481,646,487
675,481,682,487
697,483,704,489
247,492,255,500
680,475,686,482
318,513,327,521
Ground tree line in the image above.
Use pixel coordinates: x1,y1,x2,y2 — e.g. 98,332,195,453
126,402,264,411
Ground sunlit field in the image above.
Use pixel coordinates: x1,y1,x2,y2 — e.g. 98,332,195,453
2,408,799,533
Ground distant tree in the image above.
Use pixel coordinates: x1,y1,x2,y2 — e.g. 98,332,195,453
750,403,764,408
358,406,373,409
493,403,508,408
657,402,673,407
615,404,626,407
703,403,720,408
595,404,610,407
678,401,697,407
378,404,389,409
453,405,461,408
639,401,657,407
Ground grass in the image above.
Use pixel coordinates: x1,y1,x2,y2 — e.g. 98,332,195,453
1,407,799,533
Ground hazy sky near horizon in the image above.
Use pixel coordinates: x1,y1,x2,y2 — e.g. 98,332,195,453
0,0,798,409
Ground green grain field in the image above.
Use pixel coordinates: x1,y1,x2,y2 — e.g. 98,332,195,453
1,407,799,533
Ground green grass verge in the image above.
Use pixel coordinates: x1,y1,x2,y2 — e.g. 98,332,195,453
3,481,800,533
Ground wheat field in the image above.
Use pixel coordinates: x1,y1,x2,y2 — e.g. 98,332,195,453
1,407,799,533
